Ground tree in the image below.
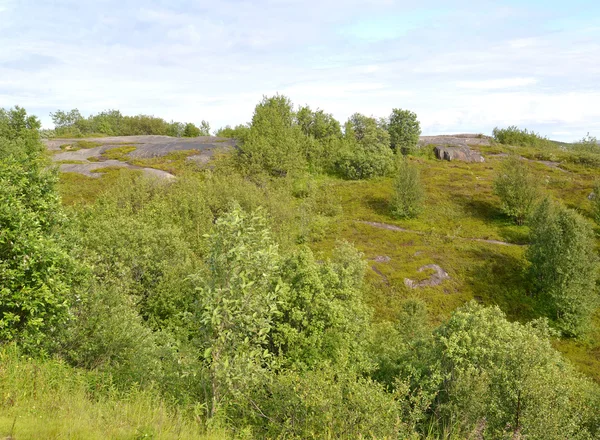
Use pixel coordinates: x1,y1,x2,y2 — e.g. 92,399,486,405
527,199,598,336
193,205,282,419
391,158,424,219
336,113,394,179
183,122,201,137
388,108,421,154
0,107,74,352
241,95,307,176
493,155,540,225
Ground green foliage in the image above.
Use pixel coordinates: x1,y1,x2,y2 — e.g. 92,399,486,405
215,124,250,141
592,181,600,224
101,145,136,161
240,95,308,176
571,133,599,153
391,158,424,219
183,120,211,137
50,108,211,138
193,205,281,418
412,303,599,439
388,108,421,155
242,366,413,439
273,242,370,370
336,113,394,179
527,199,598,336
0,107,74,352
493,155,540,224
492,125,552,148
0,346,220,440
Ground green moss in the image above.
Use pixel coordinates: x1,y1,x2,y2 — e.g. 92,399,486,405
130,149,202,175
101,145,137,161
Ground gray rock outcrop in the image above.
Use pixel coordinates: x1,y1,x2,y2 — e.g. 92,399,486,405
434,145,485,163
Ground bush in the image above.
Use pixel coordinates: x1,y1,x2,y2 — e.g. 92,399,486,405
571,133,599,153
527,199,598,336
388,108,421,154
391,158,424,219
493,155,540,224
215,124,250,141
336,113,394,179
240,95,308,176
412,303,600,439
492,126,552,148
0,107,75,353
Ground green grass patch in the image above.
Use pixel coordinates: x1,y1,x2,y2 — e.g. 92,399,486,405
102,145,137,161
0,346,224,440
130,149,202,175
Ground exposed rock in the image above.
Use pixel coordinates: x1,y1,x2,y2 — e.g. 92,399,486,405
434,145,485,163
404,264,450,289
371,255,391,263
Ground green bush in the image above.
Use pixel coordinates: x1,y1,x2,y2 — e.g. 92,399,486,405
240,95,308,176
492,125,552,148
391,158,424,219
335,113,394,179
0,107,75,353
527,199,598,336
388,108,421,154
493,155,540,224
406,303,600,439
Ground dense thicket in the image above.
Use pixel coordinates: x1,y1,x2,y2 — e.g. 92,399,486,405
2,104,600,439
49,108,211,137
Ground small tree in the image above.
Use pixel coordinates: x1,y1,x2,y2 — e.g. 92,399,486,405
183,122,201,137
391,158,424,219
336,113,394,179
388,109,421,155
527,199,598,336
493,155,540,225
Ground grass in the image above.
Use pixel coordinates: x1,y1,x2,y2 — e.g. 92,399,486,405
59,140,103,151
130,150,203,175
102,145,137,161
0,347,226,440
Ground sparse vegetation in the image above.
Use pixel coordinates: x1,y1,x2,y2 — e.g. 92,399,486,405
493,125,552,148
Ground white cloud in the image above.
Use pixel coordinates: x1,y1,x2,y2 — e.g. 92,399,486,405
457,78,538,90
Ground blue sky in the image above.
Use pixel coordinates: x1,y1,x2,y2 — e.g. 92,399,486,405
1,0,599,141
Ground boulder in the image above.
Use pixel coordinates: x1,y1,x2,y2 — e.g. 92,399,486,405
434,145,485,163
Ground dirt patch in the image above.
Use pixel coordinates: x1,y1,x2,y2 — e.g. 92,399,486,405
404,264,450,289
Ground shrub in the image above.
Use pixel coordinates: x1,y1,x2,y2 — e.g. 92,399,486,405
0,107,75,353
571,133,599,153
413,303,600,439
492,126,552,148
183,122,201,137
388,108,421,154
391,158,424,219
240,95,308,176
336,113,394,179
493,155,540,224
527,199,598,336
215,124,250,141
592,181,600,224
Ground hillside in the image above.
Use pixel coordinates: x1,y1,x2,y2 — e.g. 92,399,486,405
51,132,600,381
3,102,600,439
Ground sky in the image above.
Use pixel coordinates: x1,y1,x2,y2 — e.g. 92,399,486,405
0,0,599,141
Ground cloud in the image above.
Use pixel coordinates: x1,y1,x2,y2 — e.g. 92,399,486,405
0,0,598,142
457,78,538,90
